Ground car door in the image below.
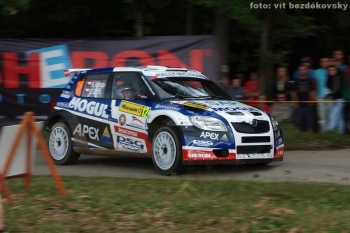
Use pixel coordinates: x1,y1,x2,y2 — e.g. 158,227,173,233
105,72,152,153
70,73,114,149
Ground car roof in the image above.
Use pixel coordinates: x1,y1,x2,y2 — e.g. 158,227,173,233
65,66,209,80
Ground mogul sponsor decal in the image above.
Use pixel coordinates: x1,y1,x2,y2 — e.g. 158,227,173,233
116,135,145,151
188,153,211,158
73,124,100,140
192,140,213,147
118,100,151,118
114,126,139,137
68,97,109,118
119,114,126,126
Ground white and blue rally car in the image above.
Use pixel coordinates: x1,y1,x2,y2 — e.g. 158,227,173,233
45,66,284,175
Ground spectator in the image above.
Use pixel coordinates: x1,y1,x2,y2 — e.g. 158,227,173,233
271,67,292,101
326,65,345,133
254,94,271,114
291,65,317,133
292,56,314,79
234,72,245,86
332,50,348,73
219,76,230,93
228,78,245,101
271,93,293,122
343,55,350,134
244,71,261,106
313,57,332,131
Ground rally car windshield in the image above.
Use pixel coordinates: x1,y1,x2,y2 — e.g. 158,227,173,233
150,77,232,100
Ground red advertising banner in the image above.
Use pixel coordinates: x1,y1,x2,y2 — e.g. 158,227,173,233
0,36,218,125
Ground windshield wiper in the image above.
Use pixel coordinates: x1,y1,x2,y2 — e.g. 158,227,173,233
162,94,198,100
199,95,228,100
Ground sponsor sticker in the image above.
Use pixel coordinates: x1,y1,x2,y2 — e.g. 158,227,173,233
73,124,100,140
155,104,181,111
68,97,109,119
126,116,146,129
183,101,211,110
236,153,273,159
200,131,219,140
119,114,126,126
116,135,145,151
119,100,151,118
114,126,139,137
188,153,212,158
192,140,213,147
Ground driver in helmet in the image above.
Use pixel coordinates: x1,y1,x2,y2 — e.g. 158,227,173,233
115,81,137,100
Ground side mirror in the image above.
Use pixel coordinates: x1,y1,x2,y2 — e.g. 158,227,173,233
134,95,149,100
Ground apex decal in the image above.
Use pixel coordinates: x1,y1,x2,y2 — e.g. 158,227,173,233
68,97,109,118
200,132,219,140
73,124,100,140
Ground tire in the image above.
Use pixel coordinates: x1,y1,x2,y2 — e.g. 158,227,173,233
47,122,80,165
152,126,185,175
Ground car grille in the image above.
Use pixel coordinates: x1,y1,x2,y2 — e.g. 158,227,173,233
231,120,270,134
241,136,270,143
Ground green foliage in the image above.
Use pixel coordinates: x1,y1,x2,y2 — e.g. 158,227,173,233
0,0,30,15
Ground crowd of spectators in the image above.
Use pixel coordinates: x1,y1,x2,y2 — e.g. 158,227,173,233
223,49,350,134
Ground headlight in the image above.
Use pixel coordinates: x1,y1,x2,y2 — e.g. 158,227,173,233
189,116,228,131
271,117,279,131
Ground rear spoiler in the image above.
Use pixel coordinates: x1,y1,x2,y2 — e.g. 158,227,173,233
64,68,91,77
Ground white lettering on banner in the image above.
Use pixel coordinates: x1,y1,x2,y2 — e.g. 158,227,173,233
68,97,109,118
188,153,211,158
73,124,100,140
200,132,219,140
192,140,213,147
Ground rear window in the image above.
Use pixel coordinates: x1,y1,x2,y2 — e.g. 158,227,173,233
74,74,109,98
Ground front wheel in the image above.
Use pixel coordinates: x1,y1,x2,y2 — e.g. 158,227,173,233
152,126,185,175
48,122,80,165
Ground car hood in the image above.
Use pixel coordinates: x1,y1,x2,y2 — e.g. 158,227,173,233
169,100,271,123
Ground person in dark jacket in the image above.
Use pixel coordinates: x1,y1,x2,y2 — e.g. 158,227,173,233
291,65,317,133
326,65,346,133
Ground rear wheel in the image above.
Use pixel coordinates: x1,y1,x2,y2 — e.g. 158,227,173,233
152,126,185,175
48,122,80,165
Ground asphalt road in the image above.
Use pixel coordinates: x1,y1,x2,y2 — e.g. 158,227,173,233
33,149,350,185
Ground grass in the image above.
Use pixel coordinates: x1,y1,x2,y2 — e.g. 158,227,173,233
2,122,349,232
3,177,350,232
278,121,350,151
